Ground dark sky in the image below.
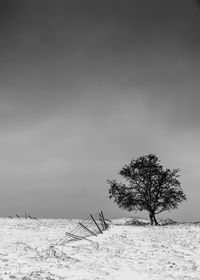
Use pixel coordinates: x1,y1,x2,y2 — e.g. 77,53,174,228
0,0,199,220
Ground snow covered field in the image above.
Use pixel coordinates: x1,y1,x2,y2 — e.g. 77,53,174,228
0,218,200,280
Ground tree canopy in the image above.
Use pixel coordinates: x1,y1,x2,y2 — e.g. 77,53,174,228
108,154,186,225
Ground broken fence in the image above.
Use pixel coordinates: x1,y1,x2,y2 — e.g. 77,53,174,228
56,211,109,246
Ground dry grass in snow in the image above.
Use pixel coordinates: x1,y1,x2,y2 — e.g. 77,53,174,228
0,218,200,280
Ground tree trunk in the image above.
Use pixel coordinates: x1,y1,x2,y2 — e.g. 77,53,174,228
152,213,158,225
149,212,153,225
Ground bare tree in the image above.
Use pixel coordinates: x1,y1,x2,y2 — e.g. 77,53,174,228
108,154,186,225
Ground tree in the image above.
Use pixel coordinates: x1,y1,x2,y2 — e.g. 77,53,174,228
107,154,186,225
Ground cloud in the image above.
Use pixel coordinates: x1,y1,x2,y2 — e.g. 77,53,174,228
0,0,199,219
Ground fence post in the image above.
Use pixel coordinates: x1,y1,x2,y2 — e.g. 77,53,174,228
99,213,105,230
101,211,108,229
90,214,103,234
79,222,97,236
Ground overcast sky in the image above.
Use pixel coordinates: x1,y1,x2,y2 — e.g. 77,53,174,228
0,0,199,221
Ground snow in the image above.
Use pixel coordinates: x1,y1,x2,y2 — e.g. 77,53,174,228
0,218,200,279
